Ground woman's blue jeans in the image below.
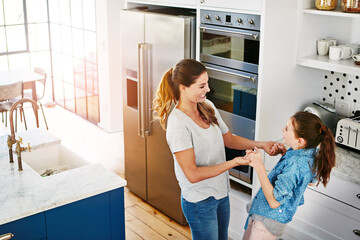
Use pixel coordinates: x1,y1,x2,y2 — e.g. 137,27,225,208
181,195,230,240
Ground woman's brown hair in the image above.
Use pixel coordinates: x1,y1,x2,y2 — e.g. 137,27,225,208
291,111,336,187
153,58,218,129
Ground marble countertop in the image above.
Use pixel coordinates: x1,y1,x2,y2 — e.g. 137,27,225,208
333,145,360,185
0,129,127,225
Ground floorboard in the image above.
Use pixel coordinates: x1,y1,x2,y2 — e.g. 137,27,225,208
126,212,168,240
126,204,189,239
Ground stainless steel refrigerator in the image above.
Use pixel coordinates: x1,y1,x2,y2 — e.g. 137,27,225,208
120,8,195,225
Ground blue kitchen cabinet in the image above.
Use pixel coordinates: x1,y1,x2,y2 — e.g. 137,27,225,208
46,187,125,240
0,213,46,240
0,188,125,240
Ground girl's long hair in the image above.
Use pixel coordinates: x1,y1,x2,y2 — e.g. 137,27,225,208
291,111,336,187
153,59,218,129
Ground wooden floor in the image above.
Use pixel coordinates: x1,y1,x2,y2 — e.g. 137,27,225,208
124,187,191,240
4,104,191,240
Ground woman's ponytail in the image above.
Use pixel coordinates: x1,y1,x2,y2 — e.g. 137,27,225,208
314,125,336,187
153,68,176,129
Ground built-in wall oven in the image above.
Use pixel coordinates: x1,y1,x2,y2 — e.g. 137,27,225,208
200,10,261,184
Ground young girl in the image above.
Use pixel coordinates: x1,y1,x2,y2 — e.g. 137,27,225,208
243,111,336,240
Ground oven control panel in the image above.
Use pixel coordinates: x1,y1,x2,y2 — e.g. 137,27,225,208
200,10,261,31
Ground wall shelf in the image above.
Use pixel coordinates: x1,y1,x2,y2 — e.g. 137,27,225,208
303,8,360,18
297,55,360,75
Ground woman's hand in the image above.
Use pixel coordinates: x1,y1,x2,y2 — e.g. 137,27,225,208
262,141,278,156
262,142,287,156
244,147,264,169
234,157,251,166
276,143,287,155
270,142,287,156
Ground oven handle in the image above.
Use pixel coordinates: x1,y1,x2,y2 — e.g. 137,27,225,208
205,66,257,82
200,26,259,40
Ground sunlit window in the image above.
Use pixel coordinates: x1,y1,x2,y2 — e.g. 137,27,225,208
0,0,50,74
0,0,99,124
0,0,27,55
49,0,99,123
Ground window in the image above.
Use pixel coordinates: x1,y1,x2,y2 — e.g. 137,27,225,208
0,0,28,70
49,0,99,123
0,0,51,73
0,0,99,124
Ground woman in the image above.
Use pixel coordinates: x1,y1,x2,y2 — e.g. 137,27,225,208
153,58,279,240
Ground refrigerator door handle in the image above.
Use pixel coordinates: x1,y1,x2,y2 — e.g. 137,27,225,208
137,44,142,137
138,43,151,137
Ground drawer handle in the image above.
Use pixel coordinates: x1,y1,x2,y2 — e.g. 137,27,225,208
357,193,360,199
0,233,14,240
354,229,360,236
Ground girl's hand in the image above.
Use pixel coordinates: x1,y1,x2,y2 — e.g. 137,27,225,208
245,147,263,169
234,157,250,166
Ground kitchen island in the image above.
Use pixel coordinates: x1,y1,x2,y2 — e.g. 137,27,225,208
0,129,127,240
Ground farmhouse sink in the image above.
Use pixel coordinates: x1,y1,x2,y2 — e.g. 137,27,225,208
21,144,89,177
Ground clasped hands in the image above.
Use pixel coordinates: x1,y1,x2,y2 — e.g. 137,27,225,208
234,142,287,167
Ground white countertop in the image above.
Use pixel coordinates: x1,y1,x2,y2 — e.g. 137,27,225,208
0,129,127,225
333,145,360,185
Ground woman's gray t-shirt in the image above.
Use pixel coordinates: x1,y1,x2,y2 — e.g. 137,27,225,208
166,100,229,203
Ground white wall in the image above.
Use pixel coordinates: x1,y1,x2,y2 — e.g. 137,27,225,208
255,0,322,142
97,0,125,132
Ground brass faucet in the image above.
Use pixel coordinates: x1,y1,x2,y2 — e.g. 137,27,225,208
14,137,31,171
7,98,39,171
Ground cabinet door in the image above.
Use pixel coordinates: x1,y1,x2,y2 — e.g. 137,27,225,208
199,0,262,11
45,192,111,240
109,188,126,240
0,213,46,240
309,174,360,209
228,187,252,240
291,189,360,240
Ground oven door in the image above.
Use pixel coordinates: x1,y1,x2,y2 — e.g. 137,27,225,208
205,63,257,140
226,148,252,184
200,24,260,74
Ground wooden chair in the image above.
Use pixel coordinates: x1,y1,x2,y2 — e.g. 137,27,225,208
23,67,48,130
0,81,24,131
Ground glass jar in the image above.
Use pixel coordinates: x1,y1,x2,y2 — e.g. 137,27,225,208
315,0,338,10
341,0,360,12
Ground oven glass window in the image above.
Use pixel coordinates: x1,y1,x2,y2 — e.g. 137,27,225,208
207,76,257,120
201,32,259,65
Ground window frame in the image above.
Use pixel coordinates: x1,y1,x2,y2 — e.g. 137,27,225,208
0,0,30,56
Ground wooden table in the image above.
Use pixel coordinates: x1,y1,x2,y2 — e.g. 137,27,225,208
0,69,45,102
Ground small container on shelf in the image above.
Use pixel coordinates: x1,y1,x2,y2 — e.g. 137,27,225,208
341,0,360,12
315,0,337,10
